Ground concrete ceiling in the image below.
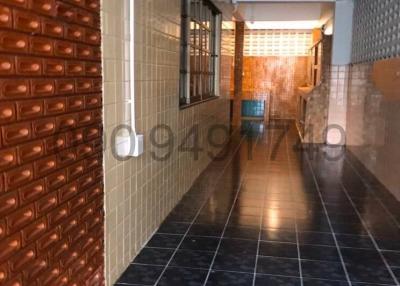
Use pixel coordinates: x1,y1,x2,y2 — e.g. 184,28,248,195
213,0,335,30
238,3,330,21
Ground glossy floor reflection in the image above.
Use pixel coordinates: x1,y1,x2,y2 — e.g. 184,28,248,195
115,121,400,286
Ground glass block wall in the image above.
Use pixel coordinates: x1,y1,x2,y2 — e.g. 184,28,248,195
244,29,312,57
352,0,400,63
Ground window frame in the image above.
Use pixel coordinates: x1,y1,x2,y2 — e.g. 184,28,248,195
179,0,222,108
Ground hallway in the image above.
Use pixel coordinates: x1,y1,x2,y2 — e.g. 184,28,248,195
2,0,400,285
115,122,400,286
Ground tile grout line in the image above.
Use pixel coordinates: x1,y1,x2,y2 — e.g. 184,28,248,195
305,153,353,286
152,130,248,286
144,240,383,251
341,183,400,286
344,157,400,229
116,124,400,286
252,128,271,286
203,128,262,286
284,126,304,286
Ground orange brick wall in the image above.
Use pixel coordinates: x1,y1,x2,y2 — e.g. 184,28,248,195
0,0,104,285
240,56,309,120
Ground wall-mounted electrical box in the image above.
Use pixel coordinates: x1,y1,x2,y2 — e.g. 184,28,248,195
116,134,144,157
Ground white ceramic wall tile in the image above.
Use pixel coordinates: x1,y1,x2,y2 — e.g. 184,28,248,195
101,0,232,285
327,65,349,145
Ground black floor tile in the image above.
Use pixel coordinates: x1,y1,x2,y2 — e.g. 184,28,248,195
376,239,400,251
302,278,349,286
146,234,183,249
157,267,208,286
260,228,297,243
206,271,254,286
329,213,362,224
382,251,400,267
297,220,332,233
232,205,263,216
264,201,298,210
335,234,374,249
180,236,220,252
265,193,295,202
331,222,368,236
158,221,191,235
255,274,301,286
259,241,298,259
236,198,264,207
213,253,256,272
257,256,300,277
341,248,383,264
224,226,260,240
392,267,400,281
238,191,264,200
188,223,225,237
114,122,400,286
165,212,196,223
133,248,174,266
345,263,396,284
195,213,230,225
262,217,296,230
116,264,163,285
300,245,341,262
298,231,335,246
228,214,261,228
170,249,214,269
301,260,347,281
218,238,258,256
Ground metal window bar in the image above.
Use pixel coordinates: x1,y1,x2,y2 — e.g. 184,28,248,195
179,0,221,106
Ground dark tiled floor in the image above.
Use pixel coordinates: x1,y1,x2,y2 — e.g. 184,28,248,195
115,121,400,286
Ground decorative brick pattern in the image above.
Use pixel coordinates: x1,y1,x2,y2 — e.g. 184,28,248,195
241,56,309,120
0,0,104,285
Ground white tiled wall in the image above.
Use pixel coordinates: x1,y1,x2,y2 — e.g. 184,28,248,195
101,0,132,284
326,65,349,145
101,0,231,285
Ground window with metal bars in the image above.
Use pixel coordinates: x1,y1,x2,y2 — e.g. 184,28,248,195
180,0,221,107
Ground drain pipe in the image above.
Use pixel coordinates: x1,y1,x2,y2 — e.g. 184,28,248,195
115,0,144,158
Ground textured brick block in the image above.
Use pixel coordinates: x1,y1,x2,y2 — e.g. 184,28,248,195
0,0,103,284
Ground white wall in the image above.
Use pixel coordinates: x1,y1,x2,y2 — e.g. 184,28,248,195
102,0,231,285
331,0,354,65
